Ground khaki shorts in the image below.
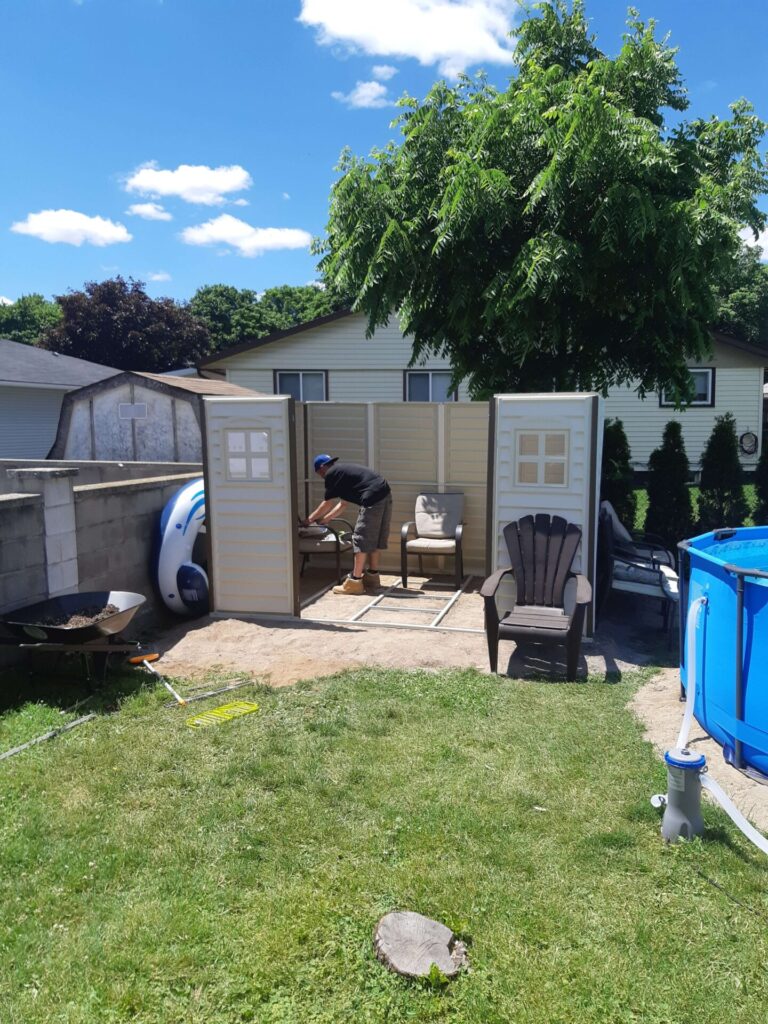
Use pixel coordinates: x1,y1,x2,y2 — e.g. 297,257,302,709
353,494,392,554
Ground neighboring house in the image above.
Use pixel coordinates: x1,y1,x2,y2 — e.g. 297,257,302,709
199,313,766,471
199,310,472,402
0,338,118,458
49,371,256,462
603,333,766,471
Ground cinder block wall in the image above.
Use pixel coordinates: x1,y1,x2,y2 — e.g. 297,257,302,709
0,459,202,495
0,494,47,614
74,473,202,622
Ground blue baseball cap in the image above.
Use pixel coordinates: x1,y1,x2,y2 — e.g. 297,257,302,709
313,453,338,472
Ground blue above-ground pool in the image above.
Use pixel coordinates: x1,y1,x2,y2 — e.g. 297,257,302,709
680,527,768,777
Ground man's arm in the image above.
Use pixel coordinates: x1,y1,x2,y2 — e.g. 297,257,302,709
304,498,345,525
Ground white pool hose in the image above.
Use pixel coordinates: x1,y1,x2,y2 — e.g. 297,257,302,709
700,774,768,856
676,596,708,750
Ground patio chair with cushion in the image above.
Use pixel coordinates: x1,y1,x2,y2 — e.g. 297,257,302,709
480,514,591,681
401,492,464,590
298,518,354,583
597,507,678,632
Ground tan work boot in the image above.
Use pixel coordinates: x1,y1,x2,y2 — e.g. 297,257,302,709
363,570,381,590
333,574,365,595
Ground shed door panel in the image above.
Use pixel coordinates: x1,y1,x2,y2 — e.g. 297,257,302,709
204,397,297,616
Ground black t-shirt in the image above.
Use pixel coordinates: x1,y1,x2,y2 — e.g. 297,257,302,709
324,462,390,507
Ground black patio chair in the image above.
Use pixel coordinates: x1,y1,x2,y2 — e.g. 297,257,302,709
480,514,591,681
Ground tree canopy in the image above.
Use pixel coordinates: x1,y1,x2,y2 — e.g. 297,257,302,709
40,277,210,372
0,294,62,346
713,241,768,346
189,283,350,353
317,0,768,399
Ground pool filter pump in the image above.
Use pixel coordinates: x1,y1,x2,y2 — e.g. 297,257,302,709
660,748,706,843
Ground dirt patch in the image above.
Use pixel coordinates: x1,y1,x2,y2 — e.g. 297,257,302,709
631,667,768,832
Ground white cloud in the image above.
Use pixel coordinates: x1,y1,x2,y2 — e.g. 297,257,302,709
372,64,398,80
124,162,253,206
282,192,291,200
0,295,13,305
232,198,250,207
147,271,172,282
11,209,132,247
127,201,172,221
332,80,392,108
299,0,516,77
181,214,313,258
740,226,768,262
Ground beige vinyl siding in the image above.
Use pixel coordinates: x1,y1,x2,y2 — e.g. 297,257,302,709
211,313,473,402
203,396,298,616
604,367,763,469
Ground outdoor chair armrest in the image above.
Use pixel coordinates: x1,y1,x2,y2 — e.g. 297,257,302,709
480,567,514,600
454,522,464,543
401,520,417,542
326,517,354,536
630,533,676,567
563,573,592,619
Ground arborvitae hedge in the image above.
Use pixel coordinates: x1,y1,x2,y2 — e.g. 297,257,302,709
697,413,748,531
645,420,694,551
601,418,636,529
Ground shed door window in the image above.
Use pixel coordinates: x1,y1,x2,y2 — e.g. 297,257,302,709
660,368,714,407
225,429,272,481
406,371,457,402
276,371,326,401
515,430,569,487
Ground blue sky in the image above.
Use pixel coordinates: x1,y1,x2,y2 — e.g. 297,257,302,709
1,0,767,305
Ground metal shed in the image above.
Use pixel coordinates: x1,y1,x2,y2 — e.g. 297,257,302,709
48,372,257,462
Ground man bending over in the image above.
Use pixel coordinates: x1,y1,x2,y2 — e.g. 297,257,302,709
304,454,392,595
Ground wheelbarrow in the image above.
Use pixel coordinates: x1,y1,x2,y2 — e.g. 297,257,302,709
0,591,147,683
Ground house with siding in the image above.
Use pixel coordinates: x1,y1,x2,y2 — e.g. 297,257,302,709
0,338,118,458
200,313,766,471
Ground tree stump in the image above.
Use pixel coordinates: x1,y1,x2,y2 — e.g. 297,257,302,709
373,911,469,978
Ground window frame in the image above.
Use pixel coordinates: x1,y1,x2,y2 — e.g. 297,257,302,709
273,370,329,402
659,368,716,408
403,370,459,403
224,428,273,483
514,429,570,489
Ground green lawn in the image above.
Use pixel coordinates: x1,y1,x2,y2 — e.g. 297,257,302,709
2,666,768,1023
633,484,758,532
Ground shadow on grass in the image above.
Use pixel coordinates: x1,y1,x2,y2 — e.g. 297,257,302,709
0,653,149,716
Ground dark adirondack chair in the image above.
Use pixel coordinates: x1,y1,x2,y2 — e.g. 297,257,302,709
480,514,592,681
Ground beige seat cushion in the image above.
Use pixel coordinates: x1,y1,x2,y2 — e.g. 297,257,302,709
406,538,457,553
414,492,463,539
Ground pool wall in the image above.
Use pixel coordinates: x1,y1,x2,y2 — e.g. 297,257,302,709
681,526,768,777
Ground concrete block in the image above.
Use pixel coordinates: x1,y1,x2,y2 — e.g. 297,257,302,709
44,502,77,538
0,536,46,575
46,531,78,566
0,567,47,613
48,559,79,596
41,476,76,509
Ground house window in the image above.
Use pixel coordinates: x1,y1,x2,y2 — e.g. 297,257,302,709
275,371,327,401
660,368,715,408
225,429,272,481
515,430,569,487
405,371,458,402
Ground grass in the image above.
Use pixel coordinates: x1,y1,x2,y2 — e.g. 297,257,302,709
2,665,768,1023
633,484,758,532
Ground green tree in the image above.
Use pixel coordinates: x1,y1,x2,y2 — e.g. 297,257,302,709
0,293,62,345
645,421,694,550
41,277,210,372
713,241,768,346
317,1,768,399
697,413,748,531
601,418,636,529
189,282,349,353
